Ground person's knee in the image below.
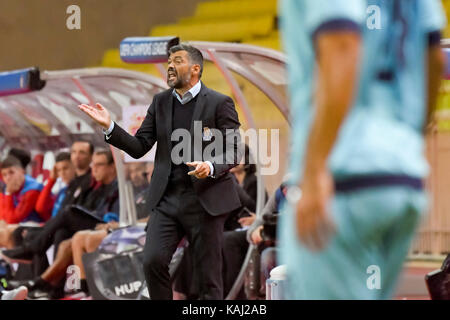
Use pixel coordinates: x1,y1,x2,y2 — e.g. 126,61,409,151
72,230,89,249
85,231,106,253
58,238,72,252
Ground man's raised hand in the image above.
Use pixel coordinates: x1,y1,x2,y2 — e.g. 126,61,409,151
78,103,111,129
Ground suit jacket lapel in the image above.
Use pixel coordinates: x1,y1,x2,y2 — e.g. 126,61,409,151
164,91,174,148
190,83,208,136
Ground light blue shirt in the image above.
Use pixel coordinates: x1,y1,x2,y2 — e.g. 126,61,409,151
280,0,447,185
172,80,202,104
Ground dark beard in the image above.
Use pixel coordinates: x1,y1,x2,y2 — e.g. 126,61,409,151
167,76,183,89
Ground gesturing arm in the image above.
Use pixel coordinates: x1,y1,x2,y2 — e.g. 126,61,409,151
79,100,157,159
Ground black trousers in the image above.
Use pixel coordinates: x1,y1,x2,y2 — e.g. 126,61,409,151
26,208,100,255
173,230,249,300
143,179,227,300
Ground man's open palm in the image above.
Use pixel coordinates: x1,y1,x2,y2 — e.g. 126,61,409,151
78,103,111,129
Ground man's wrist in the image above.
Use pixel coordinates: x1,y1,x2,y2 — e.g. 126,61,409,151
103,121,114,137
205,161,214,177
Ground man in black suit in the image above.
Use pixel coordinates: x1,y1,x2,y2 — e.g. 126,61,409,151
79,43,243,300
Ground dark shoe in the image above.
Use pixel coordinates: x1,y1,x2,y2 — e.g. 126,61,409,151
27,279,63,300
49,285,65,300
0,247,33,264
29,277,52,292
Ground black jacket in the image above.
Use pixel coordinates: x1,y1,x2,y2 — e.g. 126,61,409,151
58,170,93,212
105,83,242,216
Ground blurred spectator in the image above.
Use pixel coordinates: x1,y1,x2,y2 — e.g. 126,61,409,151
8,148,31,170
35,152,76,220
25,161,154,299
0,156,43,224
0,152,77,249
67,162,153,298
0,141,94,289
0,149,119,298
246,183,287,297
10,141,94,252
134,162,153,219
225,144,260,231
126,162,149,195
220,145,268,299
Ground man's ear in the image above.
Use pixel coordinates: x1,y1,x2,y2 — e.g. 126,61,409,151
191,64,201,77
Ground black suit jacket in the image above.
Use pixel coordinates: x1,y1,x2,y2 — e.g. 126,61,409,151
105,82,243,216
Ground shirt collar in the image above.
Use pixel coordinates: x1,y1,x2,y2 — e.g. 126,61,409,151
172,81,202,105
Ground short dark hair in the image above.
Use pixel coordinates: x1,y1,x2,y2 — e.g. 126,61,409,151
94,149,114,165
55,152,71,163
72,140,94,155
8,148,31,169
168,43,204,78
0,156,23,170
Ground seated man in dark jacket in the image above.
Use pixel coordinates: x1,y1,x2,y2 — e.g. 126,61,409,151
0,149,119,266
10,141,94,253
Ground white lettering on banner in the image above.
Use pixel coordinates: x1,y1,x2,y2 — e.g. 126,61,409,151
114,281,142,296
120,41,168,58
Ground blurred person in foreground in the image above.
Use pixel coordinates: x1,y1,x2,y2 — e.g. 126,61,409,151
126,162,150,196
279,0,447,299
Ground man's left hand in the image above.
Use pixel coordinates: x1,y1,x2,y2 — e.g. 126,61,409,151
186,161,210,179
